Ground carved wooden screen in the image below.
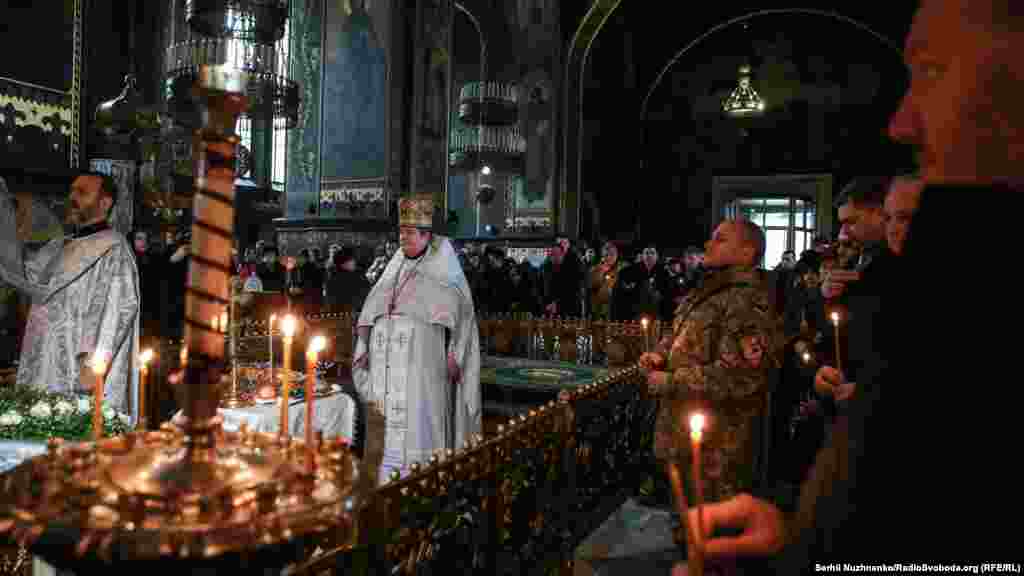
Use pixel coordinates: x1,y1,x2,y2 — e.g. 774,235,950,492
0,0,84,171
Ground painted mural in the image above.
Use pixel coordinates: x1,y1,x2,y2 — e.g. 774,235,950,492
321,0,388,185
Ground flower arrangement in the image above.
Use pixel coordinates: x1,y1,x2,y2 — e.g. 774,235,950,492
0,386,131,442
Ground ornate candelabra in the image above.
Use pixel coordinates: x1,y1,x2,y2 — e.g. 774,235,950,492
0,66,358,571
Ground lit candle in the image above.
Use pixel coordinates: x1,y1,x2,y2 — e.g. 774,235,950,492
830,311,843,378
138,348,154,430
667,461,703,576
268,313,277,374
690,412,706,551
641,317,650,352
285,257,294,312
91,351,108,442
802,351,812,365
279,314,297,436
305,335,327,474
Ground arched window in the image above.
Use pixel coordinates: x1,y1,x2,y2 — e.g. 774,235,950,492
235,19,289,190
724,196,816,268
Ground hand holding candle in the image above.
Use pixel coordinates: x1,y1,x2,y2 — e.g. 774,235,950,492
138,348,154,430
305,335,327,474
279,314,297,436
830,311,843,378
91,351,108,442
690,412,706,549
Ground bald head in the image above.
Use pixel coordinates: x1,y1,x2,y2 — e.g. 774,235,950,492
704,218,764,269
884,176,924,256
734,218,765,266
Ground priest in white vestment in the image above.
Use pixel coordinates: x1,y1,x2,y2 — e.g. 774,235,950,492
0,174,140,421
353,194,481,482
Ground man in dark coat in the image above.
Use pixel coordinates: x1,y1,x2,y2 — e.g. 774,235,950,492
541,240,582,318
325,246,370,316
614,245,672,322
675,1,1023,568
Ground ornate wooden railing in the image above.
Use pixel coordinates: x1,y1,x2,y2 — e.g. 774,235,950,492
291,365,656,576
236,312,665,369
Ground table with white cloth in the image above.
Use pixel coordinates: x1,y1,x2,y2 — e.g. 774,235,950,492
220,387,354,439
174,386,355,440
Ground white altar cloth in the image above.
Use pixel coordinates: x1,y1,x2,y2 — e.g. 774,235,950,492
175,388,354,439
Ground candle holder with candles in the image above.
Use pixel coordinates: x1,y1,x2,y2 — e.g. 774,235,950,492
0,66,360,568
222,284,244,409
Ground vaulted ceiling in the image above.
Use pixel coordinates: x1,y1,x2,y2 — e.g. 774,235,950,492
576,1,920,245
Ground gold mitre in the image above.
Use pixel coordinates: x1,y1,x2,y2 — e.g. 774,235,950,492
398,194,434,229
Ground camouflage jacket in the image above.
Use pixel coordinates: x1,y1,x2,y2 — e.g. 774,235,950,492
650,266,782,501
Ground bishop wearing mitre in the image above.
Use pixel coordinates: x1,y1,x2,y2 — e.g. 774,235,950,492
353,194,481,482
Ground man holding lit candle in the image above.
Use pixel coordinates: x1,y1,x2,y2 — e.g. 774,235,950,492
639,218,782,540
353,194,481,483
0,173,140,421
589,241,625,320
672,1,1024,568
814,176,896,407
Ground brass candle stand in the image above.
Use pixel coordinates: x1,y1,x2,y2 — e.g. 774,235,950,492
222,281,244,409
0,66,359,569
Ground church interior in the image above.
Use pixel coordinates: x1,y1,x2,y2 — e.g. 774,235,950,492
1,0,992,574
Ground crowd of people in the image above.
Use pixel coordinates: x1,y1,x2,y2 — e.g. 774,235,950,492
0,0,1017,565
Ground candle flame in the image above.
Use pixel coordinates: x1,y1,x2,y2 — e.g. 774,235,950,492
139,348,154,366
641,317,649,329
180,346,188,366
91,350,108,376
802,351,811,363
308,335,327,356
281,314,297,339
689,412,705,442
830,311,840,325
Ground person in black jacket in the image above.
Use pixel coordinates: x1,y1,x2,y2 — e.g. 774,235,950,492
540,240,582,318
673,1,1021,569
325,246,370,316
613,245,672,322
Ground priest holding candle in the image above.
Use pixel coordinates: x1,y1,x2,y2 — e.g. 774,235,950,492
638,218,781,547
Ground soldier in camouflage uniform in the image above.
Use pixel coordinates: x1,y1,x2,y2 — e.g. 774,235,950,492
640,219,782,510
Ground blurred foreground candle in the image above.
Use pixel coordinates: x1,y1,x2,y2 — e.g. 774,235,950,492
667,461,703,576
305,335,327,474
91,351,108,441
138,348,154,430
280,314,297,435
690,412,706,547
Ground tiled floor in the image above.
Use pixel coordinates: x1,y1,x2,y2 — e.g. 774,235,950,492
573,499,684,576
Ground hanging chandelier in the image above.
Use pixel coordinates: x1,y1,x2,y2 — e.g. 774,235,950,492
722,64,765,117
165,0,300,128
